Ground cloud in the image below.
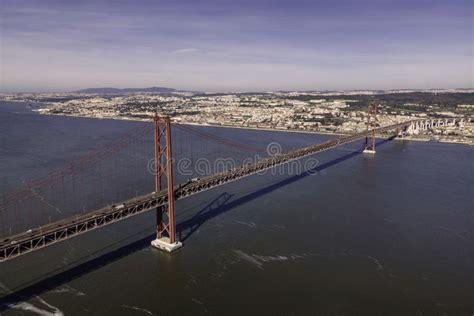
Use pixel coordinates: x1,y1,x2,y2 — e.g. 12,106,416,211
0,0,472,92
170,48,202,54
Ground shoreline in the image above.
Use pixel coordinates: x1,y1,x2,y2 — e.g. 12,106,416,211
1,100,471,146
31,110,350,137
182,121,348,136
36,112,473,146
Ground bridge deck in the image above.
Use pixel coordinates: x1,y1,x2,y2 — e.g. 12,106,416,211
0,120,417,262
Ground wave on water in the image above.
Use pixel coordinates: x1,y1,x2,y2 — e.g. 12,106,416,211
50,285,85,297
0,282,64,316
7,300,64,316
122,304,154,315
233,250,306,269
234,220,257,228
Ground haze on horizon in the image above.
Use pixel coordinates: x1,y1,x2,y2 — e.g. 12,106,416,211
0,0,472,93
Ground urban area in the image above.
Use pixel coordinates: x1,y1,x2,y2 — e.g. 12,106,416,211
1,89,473,145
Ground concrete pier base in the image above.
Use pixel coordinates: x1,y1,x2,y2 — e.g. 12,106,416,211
363,149,376,154
151,237,183,253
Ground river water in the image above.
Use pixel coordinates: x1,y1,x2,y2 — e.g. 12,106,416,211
0,101,473,315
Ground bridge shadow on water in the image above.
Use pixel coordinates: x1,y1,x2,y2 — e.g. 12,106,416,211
0,138,393,310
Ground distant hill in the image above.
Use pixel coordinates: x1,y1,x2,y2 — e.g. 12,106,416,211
74,86,177,94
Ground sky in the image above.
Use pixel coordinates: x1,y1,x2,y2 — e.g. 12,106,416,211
0,0,472,92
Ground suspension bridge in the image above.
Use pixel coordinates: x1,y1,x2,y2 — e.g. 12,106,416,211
0,102,458,261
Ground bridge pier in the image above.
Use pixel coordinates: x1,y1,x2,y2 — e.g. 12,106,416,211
151,115,182,253
151,237,183,252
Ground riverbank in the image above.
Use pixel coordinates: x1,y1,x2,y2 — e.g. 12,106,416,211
37,111,474,146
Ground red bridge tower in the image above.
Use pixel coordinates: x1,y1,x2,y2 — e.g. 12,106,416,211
363,101,378,154
151,115,182,252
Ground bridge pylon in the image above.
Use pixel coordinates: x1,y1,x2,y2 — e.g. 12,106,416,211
363,101,378,154
151,114,182,253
